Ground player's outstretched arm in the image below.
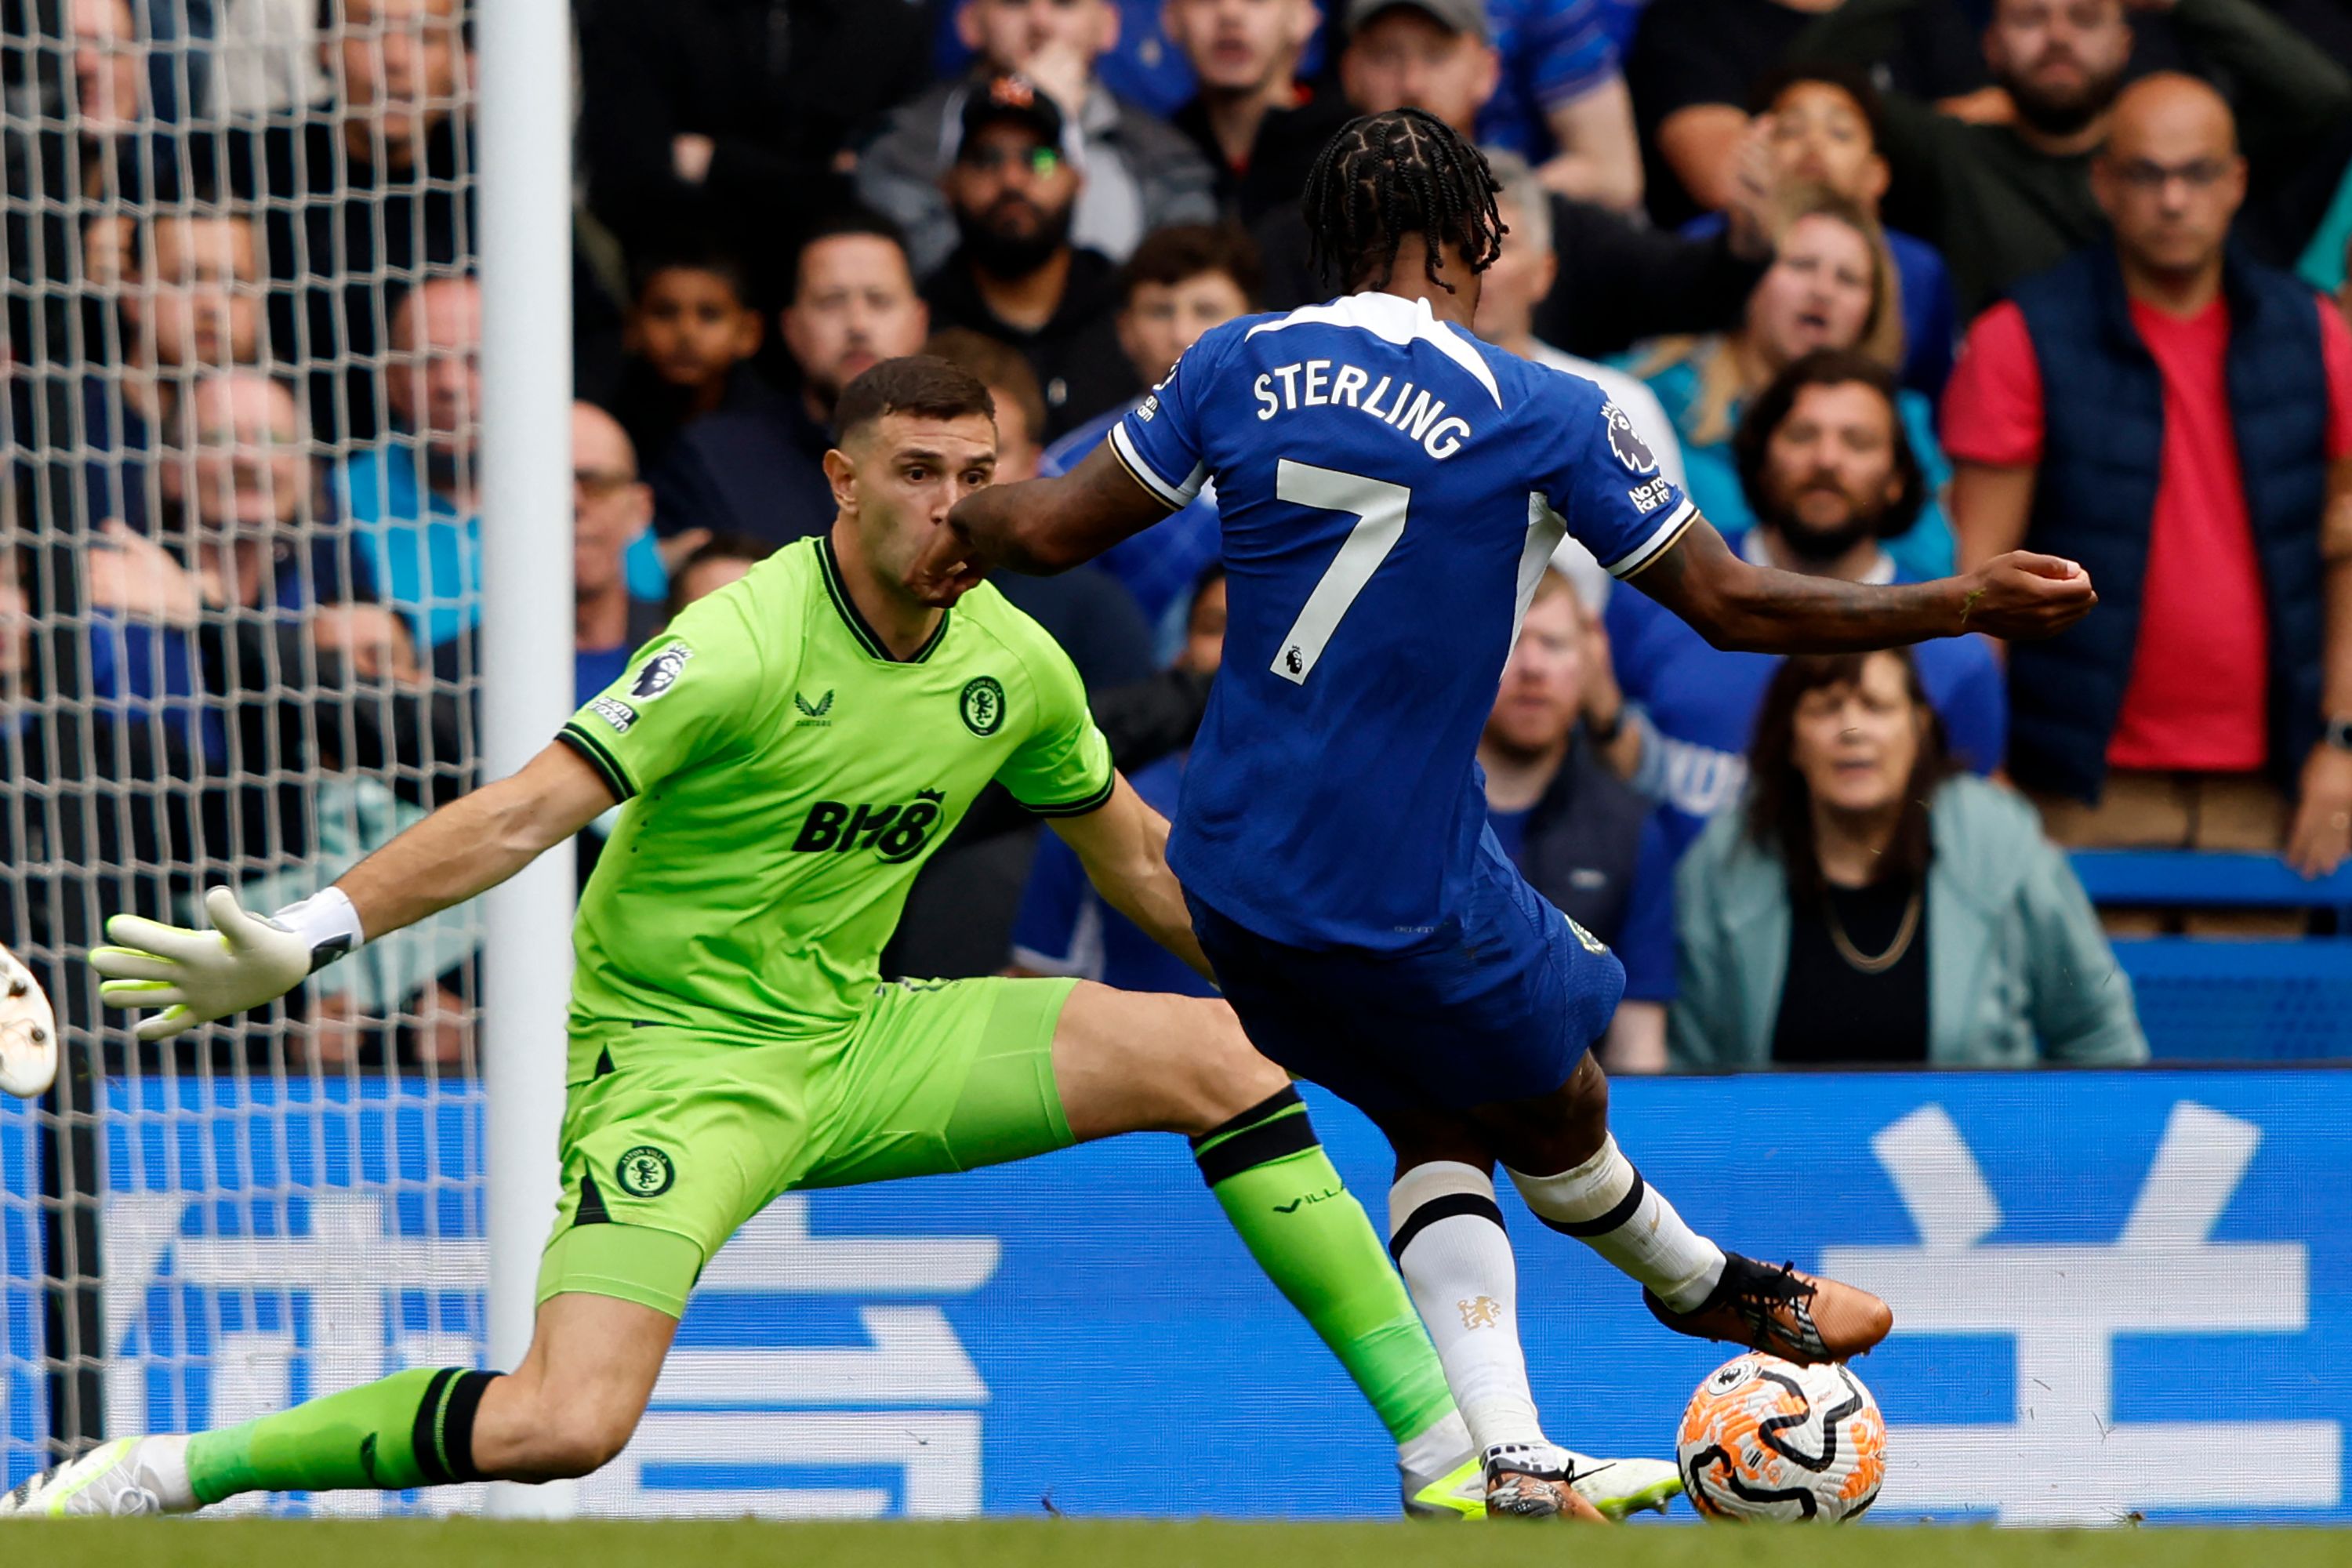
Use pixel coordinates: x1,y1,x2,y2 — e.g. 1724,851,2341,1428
1631,514,2097,652
1044,773,1215,982
92,742,617,1041
906,443,1173,606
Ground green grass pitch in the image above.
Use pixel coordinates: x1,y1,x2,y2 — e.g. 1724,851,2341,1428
4,1520,2345,1566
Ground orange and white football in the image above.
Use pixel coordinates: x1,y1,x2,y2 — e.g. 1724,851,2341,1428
1676,1352,1886,1522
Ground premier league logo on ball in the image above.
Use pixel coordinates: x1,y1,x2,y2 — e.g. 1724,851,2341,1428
1604,402,1657,475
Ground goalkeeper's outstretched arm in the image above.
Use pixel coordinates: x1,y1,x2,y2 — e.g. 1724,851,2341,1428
92,742,617,1042
334,742,615,938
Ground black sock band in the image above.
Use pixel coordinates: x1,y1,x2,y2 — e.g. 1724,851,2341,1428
412,1368,498,1485
440,1370,497,1484
1535,1168,1647,1239
1388,1191,1507,1263
1190,1083,1304,1148
1190,1085,1317,1187
409,1368,461,1486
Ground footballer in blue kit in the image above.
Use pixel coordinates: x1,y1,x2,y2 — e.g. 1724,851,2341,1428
910,108,2099,1519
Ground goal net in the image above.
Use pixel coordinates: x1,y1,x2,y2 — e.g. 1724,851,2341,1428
2,0,490,1513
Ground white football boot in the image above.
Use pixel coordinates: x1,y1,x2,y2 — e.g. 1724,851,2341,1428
0,1436,199,1518
1406,1442,1682,1519
1560,1448,1683,1518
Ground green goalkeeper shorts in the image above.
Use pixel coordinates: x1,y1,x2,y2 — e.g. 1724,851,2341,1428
535,975,1079,1318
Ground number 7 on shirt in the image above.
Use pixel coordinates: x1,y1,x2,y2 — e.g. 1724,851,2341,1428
1270,459,1413,686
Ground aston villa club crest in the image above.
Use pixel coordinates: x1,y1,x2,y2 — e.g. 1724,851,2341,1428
960,677,1005,736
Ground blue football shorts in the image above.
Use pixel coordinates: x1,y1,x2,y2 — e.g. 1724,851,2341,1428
1186,846,1626,1120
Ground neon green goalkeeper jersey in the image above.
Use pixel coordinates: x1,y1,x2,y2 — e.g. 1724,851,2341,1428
557,535,1114,1040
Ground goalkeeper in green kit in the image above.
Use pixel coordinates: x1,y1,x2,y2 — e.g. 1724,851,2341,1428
2,356,1674,1523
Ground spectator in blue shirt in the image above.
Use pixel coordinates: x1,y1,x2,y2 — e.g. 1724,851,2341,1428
1010,564,1228,997
336,274,481,678
1601,347,2005,867
82,368,367,771
935,0,1226,119
1626,187,1956,579
78,205,267,539
1478,0,1646,212
1039,223,1259,659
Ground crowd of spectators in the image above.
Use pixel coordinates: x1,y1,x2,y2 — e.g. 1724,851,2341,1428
5,0,2352,1074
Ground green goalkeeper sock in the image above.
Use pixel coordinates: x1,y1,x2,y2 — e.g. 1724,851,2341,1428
1192,1087,1458,1446
184,1366,498,1504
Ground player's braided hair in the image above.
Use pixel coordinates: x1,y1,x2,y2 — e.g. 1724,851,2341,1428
1301,108,1505,294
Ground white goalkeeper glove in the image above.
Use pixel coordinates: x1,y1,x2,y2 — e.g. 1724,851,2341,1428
91,886,362,1043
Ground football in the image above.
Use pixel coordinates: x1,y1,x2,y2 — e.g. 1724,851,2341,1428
1676,1352,1886,1522
0,941,56,1100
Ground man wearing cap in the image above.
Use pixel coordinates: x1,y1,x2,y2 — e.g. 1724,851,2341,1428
856,0,1217,280
922,74,1137,440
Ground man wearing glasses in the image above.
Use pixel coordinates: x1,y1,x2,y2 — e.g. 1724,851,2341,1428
1944,74,2352,900
1784,0,2350,319
572,402,670,705
922,74,1138,441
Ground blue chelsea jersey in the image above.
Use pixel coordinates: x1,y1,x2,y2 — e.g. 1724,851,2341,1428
1110,292,1696,949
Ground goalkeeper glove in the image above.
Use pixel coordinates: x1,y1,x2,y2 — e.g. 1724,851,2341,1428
91,887,362,1043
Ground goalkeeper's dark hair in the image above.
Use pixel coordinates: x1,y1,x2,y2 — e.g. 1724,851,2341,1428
1301,108,1504,294
833,355,996,445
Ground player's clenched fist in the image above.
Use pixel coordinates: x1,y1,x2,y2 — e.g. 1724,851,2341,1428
1958,551,2098,640
91,887,319,1041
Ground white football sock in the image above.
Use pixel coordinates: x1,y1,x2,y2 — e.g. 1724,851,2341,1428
1388,1161,1545,1454
1396,1408,1472,1479
1508,1134,1725,1312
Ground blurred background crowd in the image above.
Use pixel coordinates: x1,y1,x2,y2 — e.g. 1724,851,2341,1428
3,0,2350,1076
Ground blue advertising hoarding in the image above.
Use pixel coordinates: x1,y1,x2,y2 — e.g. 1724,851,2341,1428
2,1069,2345,1524
2,1093,39,1490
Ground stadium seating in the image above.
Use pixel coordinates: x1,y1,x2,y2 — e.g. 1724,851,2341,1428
2071,852,2352,1062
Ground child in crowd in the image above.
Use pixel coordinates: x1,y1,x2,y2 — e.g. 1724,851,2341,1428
613,248,775,475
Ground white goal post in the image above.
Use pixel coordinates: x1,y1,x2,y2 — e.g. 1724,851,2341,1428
474,0,575,1522
0,0,572,1515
